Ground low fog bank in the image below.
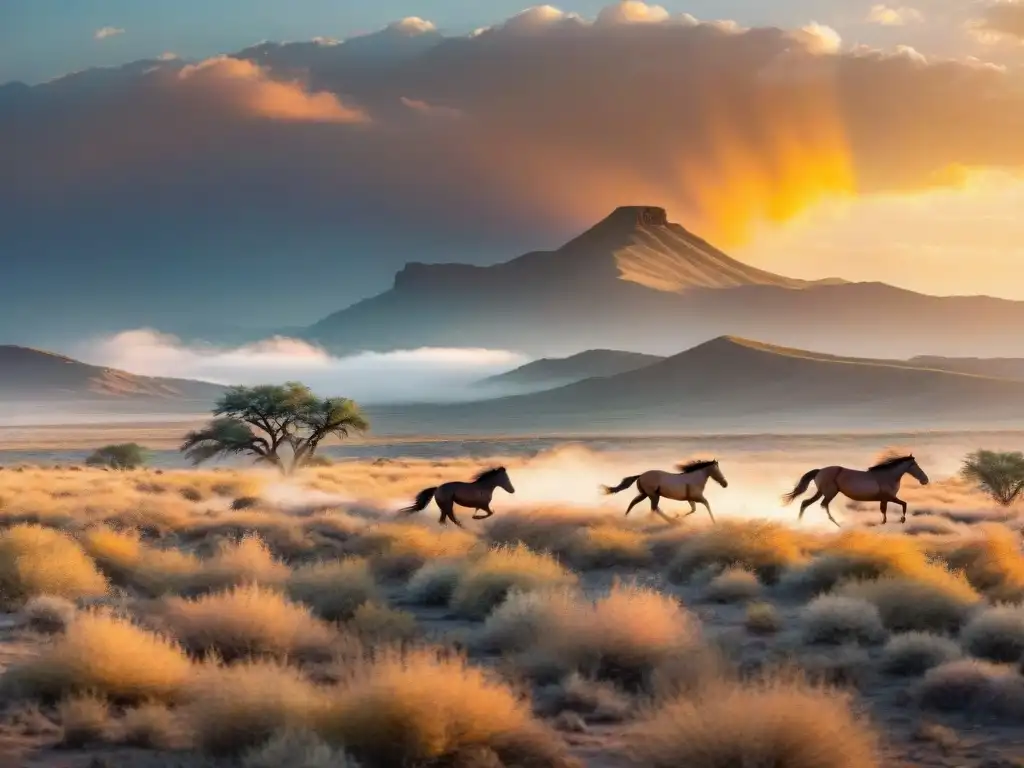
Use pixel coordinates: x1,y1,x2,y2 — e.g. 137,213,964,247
70,328,531,404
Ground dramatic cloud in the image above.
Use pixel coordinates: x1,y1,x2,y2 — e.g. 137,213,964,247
866,5,923,26
6,1,1024,254
981,1,1024,40
78,329,527,404
94,26,126,40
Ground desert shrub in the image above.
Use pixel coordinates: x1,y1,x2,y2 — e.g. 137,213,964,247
943,524,1024,602
781,530,951,597
476,587,581,655
665,521,806,584
242,728,357,768
345,602,419,644
881,632,962,676
58,694,111,747
405,559,464,606
745,602,782,635
0,524,108,607
349,523,476,581
704,567,762,603
835,574,981,633
494,583,704,691
85,443,148,471
916,658,1024,717
117,702,191,750
190,533,290,594
287,558,379,621
799,644,873,690
2,609,193,703
561,524,652,570
623,674,879,768
449,544,577,619
535,673,634,723
960,604,1024,662
184,660,327,755
960,449,1024,506
316,648,571,767
21,594,76,633
80,525,202,596
156,583,339,662
800,595,887,646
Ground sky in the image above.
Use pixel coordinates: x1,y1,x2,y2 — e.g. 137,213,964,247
2,0,1024,353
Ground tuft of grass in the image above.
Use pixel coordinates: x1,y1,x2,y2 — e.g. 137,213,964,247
916,658,1024,717
942,524,1024,602
241,728,358,768
800,595,887,646
664,521,807,585
477,587,580,655
745,601,782,635
316,647,572,767
350,522,477,581
21,594,76,634
191,533,290,594
116,702,192,750
881,632,962,676
156,583,339,662
183,659,327,755
449,544,577,619
287,558,379,621
704,567,762,604
1,608,193,703
960,604,1024,663
834,574,981,633
405,559,464,606
536,673,634,723
80,525,202,596
623,674,880,768
58,693,112,747
561,524,652,570
0,523,108,607
345,602,419,644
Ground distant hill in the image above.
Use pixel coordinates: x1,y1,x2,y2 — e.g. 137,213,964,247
907,356,1024,381
0,346,226,411
476,349,664,392
364,336,1024,435
306,206,1024,359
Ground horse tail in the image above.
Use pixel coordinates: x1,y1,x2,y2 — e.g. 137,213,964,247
399,486,438,515
781,469,819,506
601,475,641,495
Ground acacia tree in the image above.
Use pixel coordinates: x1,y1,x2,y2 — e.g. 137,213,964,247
85,442,148,471
960,449,1024,507
180,382,369,474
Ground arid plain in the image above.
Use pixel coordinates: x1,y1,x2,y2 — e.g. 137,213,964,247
1,431,1024,768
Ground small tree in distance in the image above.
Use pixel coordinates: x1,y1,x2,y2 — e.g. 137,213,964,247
85,443,148,471
960,449,1024,507
179,382,369,475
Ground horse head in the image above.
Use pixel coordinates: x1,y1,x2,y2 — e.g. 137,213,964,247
906,455,930,486
708,459,729,488
476,466,515,494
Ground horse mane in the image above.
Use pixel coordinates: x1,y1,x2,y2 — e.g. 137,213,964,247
473,466,506,482
867,454,914,473
676,459,717,473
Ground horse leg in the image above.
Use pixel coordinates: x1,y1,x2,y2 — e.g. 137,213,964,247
879,500,888,525
440,501,465,528
821,490,841,528
473,504,494,520
625,492,647,516
680,500,698,519
894,496,908,524
648,492,674,524
698,497,716,524
798,491,822,521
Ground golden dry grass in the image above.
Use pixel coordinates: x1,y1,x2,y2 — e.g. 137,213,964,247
2,608,194,703
941,524,1024,602
0,523,108,607
347,521,478,580
286,557,380,621
624,674,880,768
662,520,809,584
834,573,981,633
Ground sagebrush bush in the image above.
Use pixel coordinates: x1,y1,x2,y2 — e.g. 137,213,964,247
349,523,477,580
2,609,193,703
449,544,577,619
287,558,379,621
80,525,201,596
345,602,418,644
156,583,339,662
624,674,879,768
704,567,762,603
745,601,782,635
58,693,111,747
835,574,980,633
242,728,358,768
0,524,107,607
881,632,962,676
960,604,1024,663
116,702,191,750
405,559,464,606
664,521,806,584
21,594,76,634
942,524,1024,602
916,659,1024,717
561,524,652,570
800,595,887,646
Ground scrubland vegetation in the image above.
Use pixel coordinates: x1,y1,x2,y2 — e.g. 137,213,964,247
0,452,1021,767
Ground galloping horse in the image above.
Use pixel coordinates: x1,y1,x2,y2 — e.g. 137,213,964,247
781,454,930,527
398,467,515,527
601,459,729,523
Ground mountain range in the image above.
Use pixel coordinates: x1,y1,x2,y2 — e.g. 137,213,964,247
305,206,1024,360
365,336,1024,436
475,349,665,392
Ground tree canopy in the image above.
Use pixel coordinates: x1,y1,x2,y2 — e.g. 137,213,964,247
180,382,368,474
960,449,1024,507
85,443,148,471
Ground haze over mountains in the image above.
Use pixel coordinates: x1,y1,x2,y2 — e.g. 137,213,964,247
365,336,1024,436
306,206,1024,360
476,349,665,392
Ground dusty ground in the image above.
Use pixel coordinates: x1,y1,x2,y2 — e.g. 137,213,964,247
0,447,1023,767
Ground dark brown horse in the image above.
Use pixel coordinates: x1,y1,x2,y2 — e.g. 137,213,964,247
399,467,515,527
